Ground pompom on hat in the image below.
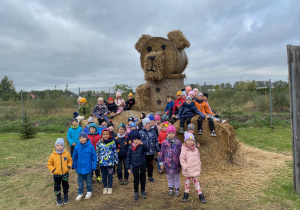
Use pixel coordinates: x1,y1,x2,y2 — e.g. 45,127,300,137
184,133,195,142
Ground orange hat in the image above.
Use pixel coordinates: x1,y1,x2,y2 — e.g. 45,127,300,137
176,91,182,96
79,98,87,104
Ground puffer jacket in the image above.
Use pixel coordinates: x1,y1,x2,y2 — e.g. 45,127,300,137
47,149,73,176
125,143,149,169
114,134,131,157
159,138,182,174
96,137,118,166
193,99,214,115
72,140,97,175
92,104,108,115
139,128,160,155
177,102,204,119
87,128,101,152
180,144,201,177
115,98,125,111
107,102,118,113
67,126,83,146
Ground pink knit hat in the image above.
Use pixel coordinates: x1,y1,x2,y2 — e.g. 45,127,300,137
185,86,192,93
154,114,161,121
167,125,176,134
189,91,195,96
193,88,198,92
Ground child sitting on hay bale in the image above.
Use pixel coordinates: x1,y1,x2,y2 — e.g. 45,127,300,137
123,93,135,110
107,97,118,118
180,133,206,204
115,92,125,114
78,97,91,119
177,96,204,134
92,97,109,123
162,96,174,121
67,118,83,157
169,91,185,122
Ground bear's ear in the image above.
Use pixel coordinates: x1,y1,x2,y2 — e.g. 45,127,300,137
135,34,153,53
167,30,190,50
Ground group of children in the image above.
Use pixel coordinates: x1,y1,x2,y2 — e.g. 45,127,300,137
47,86,228,206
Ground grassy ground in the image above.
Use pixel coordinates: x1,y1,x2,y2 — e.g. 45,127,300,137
0,126,297,209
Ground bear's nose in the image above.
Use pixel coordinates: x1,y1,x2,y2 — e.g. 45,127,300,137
148,56,155,61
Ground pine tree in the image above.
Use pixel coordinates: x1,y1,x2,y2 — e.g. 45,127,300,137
20,113,37,139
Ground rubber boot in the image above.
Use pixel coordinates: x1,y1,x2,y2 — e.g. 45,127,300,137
182,192,189,202
199,194,207,204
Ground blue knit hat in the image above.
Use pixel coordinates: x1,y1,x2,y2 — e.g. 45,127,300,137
118,123,126,130
88,123,98,130
79,131,87,139
55,138,64,146
130,122,137,128
148,115,155,121
128,117,134,122
131,129,141,140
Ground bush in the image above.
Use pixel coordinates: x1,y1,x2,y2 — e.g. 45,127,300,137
20,114,37,139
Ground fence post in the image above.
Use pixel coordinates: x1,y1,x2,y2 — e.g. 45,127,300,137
287,44,300,194
78,87,80,96
204,82,207,92
269,79,272,127
21,90,24,123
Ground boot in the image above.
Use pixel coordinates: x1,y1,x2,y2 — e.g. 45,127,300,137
199,194,207,204
63,194,69,204
56,195,63,206
123,179,128,185
119,179,124,185
141,191,147,199
168,187,174,196
182,192,189,202
134,192,139,200
179,127,184,134
174,188,180,197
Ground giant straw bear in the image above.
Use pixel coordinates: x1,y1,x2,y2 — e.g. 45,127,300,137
134,30,190,111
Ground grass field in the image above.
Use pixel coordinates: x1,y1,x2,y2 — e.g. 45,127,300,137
0,125,297,209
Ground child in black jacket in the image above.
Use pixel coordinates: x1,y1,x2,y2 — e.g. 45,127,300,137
126,129,149,200
124,93,135,110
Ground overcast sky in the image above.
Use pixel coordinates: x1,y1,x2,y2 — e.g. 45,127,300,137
0,0,299,92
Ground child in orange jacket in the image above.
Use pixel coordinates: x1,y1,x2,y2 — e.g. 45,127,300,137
47,138,73,206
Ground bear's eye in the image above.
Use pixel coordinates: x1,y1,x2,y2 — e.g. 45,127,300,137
147,46,152,52
161,44,166,50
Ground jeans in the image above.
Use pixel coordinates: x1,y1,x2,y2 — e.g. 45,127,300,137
53,174,69,195
100,166,113,188
70,146,75,157
77,172,93,195
132,164,146,193
117,156,129,180
94,113,109,122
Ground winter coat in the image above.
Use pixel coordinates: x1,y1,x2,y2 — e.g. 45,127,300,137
87,132,101,152
78,103,91,119
124,98,135,110
92,104,108,116
193,99,214,116
151,125,158,136
180,144,201,177
177,102,204,119
107,102,118,113
47,149,73,176
72,140,97,175
114,134,131,157
96,138,118,166
83,125,89,135
125,143,149,169
165,101,174,113
159,138,182,174
139,128,160,155
158,130,168,144
67,126,83,146
115,98,125,111
98,126,107,136
173,99,185,114
110,131,117,139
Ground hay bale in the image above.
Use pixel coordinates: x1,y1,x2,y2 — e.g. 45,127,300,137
174,116,239,169
134,84,151,111
79,116,99,128
167,30,191,51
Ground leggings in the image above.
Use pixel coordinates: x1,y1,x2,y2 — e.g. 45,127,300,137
184,176,202,195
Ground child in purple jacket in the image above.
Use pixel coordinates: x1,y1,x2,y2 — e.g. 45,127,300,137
159,125,182,197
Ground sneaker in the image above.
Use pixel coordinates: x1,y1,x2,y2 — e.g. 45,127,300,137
159,169,164,174
198,129,202,135
75,194,83,201
134,192,139,200
56,195,63,206
168,187,174,196
107,188,112,195
141,191,147,199
148,177,155,183
174,188,180,197
123,179,128,185
119,179,124,185
182,192,189,202
222,119,228,124
85,192,92,199
179,127,184,134
211,130,217,137
63,194,69,204
103,188,108,195
199,194,207,204
97,176,102,184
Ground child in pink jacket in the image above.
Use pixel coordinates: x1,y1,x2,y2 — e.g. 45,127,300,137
115,92,125,114
180,133,207,204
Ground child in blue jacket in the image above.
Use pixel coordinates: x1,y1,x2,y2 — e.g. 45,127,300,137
67,118,83,157
72,132,97,201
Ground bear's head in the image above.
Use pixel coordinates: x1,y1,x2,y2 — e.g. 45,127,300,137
135,30,190,81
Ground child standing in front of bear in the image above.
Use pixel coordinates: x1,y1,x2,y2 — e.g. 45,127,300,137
159,125,182,197
47,138,73,206
115,92,125,114
180,133,207,204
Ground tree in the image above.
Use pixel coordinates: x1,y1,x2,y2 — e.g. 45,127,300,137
113,84,131,93
225,83,232,89
20,113,37,139
0,76,16,96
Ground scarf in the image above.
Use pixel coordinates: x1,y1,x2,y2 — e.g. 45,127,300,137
132,143,138,151
56,149,64,154
117,133,126,138
185,144,196,151
194,99,204,104
184,101,195,109
71,125,78,129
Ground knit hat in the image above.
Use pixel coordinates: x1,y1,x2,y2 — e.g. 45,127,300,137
203,92,208,98
118,123,126,130
131,129,141,140
107,121,114,128
186,96,193,101
55,138,64,146
148,115,155,121
73,112,79,118
133,117,139,122
193,88,198,92
187,123,195,131
184,133,195,142
128,93,133,97
71,118,78,123
88,123,98,130
116,92,122,98
79,131,87,139
142,118,151,126
176,91,182,96
98,97,104,101
77,96,82,102
198,92,203,97
79,97,87,104
128,117,134,122
140,113,146,119
88,116,94,123
108,97,114,102
185,86,192,92
161,121,169,128
181,91,187,96
167,125,176,134
189,91,195,96
130,122,137,128
154,114,161,121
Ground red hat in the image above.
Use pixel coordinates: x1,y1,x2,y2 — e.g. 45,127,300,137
108,97,114,101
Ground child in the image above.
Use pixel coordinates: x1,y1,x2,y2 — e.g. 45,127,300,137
140,118,160,183
107,121,116,139
126,129,150,200
193,88,199,97
185,123,200,148
159,126,182,197
126,117,135,135
92,97,109,123
157,121,169,173
98,118,107,136
115,123,131,185
77,96,82,112
154,114,161,134
67,118,83,157
115,92,125,114
177,96,205,134
72,132,97,201
169,91,185,121
162,96,174,121
47,138,73,206
149,115,158,136
127,122,137,141
96,129,118,195
107,97,118,118
124,92,135,110
78,97,91,119
185,86,192,95
180,133,207,203
87,123,102,184
83,116,95,134
188,91,196,100
138,113,146,130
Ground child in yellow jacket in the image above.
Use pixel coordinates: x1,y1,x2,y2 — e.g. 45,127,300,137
47,138,73,206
